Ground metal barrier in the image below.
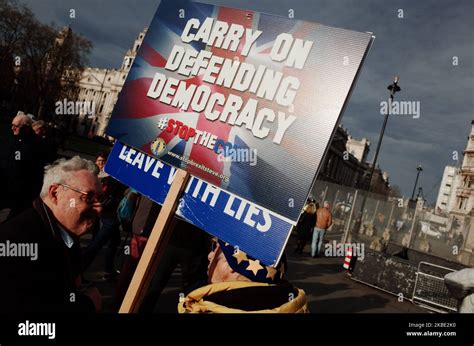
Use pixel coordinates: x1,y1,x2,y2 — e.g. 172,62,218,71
311,179,469,265
412,262,458,313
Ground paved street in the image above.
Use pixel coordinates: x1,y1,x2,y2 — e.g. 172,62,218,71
82,231,427,313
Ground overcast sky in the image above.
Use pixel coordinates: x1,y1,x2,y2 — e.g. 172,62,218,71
22,0,474,202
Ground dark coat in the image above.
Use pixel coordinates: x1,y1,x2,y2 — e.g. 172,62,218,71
295,212,316,240
35,134,58,167
99,174,127,217
0,199,95,314
0,132,43,210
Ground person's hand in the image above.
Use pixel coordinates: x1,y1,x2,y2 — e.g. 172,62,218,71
81,286,102,312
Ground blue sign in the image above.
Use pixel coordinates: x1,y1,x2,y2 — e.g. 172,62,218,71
105,141,295,266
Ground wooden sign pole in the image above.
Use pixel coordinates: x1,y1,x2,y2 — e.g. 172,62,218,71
119,169,190,313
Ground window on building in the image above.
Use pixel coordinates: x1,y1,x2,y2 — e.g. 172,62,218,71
441,202,446,205
465,177,472,188
458,197,467,210
99,104,104,113
446,184,451,187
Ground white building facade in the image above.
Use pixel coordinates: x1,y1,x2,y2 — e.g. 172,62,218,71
75,29,147,136
448,120,474,266
346,136,370,163
436,166,460,213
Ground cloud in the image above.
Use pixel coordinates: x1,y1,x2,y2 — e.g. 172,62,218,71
20,0,474,202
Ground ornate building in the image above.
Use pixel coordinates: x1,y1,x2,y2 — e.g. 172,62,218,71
317,126,391,196
449,120,474,265
317,126,366,188
74,28,147,136
435,166,460,214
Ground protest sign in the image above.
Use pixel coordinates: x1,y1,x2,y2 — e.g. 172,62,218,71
106,0,374,221
105,141,294,266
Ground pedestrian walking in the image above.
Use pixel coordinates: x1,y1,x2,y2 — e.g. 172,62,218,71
311,201,333,257
294,199,317,255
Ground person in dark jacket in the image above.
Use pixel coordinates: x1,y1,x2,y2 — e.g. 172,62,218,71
294,200,317,254
0,156,103,313
82,152,126,279
114,195,210,312
0,114,43,220
32,120,58,166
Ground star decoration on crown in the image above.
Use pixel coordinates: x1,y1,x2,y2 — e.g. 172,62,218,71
266,266,278,280
232,250,248,264
246,258,264,276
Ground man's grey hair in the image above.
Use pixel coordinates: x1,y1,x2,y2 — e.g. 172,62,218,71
14,114,32,126
40,156,99,198
323,201,330,208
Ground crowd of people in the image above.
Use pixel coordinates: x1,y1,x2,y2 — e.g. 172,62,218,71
0,112,309,314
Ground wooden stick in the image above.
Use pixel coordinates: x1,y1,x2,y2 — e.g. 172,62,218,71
119,169,190,313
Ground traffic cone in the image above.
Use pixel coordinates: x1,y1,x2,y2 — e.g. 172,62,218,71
343,247,352,270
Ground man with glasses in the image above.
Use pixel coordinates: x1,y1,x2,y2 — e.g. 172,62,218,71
0,156,104,313
0,113,43,220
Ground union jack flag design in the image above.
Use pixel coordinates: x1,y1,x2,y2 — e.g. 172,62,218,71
106,0,373,221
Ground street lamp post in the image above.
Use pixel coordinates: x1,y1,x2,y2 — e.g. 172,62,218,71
355,76,401,234
366,76,401,189
411,165,423,201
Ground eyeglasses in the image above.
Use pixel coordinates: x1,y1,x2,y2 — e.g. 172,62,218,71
58,183,105,205
11,124,23,128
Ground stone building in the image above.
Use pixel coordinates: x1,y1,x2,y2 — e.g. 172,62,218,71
435,166,460,214
317,126,391,195
448,120,474,265
74,28,147,136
